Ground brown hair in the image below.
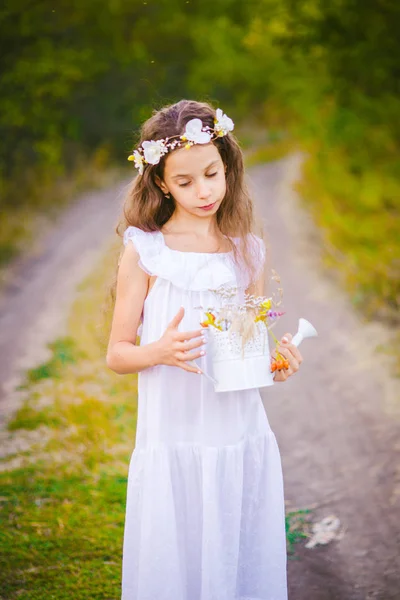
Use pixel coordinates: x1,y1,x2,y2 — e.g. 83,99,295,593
117,99,265,284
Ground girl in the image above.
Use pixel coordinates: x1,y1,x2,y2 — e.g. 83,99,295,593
107,100,303,600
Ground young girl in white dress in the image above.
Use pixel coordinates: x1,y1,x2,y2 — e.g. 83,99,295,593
107,100,303,600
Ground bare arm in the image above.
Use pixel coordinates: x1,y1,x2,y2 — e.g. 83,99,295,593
106,240,206,375
106,241,160,374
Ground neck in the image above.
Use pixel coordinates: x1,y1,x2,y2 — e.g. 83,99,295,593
164,211,220,238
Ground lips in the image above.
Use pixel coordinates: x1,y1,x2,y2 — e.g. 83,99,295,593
199,202,216,211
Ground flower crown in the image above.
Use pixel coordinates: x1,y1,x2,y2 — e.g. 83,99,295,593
128,108,234,174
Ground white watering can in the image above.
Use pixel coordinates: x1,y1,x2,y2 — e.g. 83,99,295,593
192,317,318,390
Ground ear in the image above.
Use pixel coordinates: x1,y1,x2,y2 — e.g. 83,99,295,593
155,175,169,195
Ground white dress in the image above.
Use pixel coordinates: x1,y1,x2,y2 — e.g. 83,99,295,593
121,226,288,600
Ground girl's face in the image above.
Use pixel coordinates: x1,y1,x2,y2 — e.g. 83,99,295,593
159,143,226,217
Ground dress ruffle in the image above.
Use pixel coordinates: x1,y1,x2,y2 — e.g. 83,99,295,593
123,226,264,292
122,434,287,600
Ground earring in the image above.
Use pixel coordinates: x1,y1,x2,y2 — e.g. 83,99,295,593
164,192,171,199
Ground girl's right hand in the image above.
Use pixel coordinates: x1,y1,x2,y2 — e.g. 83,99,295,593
155,307,207,374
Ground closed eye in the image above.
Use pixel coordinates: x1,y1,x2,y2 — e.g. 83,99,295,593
178,172,218,188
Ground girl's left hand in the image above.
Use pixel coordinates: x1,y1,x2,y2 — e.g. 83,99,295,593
271,333,303,382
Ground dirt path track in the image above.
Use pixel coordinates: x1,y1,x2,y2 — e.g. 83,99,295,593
0,181,128,423
0,158,399,599
255,155,400,600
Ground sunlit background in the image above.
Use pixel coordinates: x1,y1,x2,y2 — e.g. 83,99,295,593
1,2,399,599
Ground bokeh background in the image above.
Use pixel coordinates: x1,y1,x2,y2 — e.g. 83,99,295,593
1,2,399,599
1,0,399,323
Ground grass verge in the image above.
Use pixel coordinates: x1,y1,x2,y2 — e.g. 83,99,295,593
0,244,137,599
245,128,400,378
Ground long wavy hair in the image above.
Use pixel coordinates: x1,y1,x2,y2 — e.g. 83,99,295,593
117,99,265,284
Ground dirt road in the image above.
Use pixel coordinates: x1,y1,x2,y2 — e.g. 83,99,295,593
0,158,399,598
0,181,128,423
254,155,400,600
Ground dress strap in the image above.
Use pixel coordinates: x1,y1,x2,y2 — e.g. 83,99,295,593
123,226,163,276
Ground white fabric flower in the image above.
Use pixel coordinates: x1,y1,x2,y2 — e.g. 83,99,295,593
133,150,144,174
214,108,234,136
142,140,167,165
183,118,212,144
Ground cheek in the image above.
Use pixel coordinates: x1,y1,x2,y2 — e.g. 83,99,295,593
170,185,192,203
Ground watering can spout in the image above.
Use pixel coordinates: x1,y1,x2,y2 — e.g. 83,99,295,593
292,318,318,347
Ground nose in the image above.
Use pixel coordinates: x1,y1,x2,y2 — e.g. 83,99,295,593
196,179,212,200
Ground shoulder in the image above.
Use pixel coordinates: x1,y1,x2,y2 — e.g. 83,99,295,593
119,235,147,280
121,225,164,278
123,225,157,248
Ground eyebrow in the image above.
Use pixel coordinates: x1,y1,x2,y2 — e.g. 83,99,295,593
171,160,219,179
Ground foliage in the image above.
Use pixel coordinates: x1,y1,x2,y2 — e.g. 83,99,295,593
187,0,400,324
1,0,399,319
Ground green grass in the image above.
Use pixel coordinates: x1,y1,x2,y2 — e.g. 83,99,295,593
296,146,400,377
0,245,138,599
23,338,81,385
0,468,127,599
285,509,312,555
244,115,400,378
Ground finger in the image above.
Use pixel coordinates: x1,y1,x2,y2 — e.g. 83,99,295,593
273,369,289,382
178,361,202,374
168,306,185,329
281,332,293,343
277,346,299,371
273,371,283,382
178,336,207,351
281,334,303,363
278,344,296,360
280,340,303,363
176,329,203,341
176,349,206,362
